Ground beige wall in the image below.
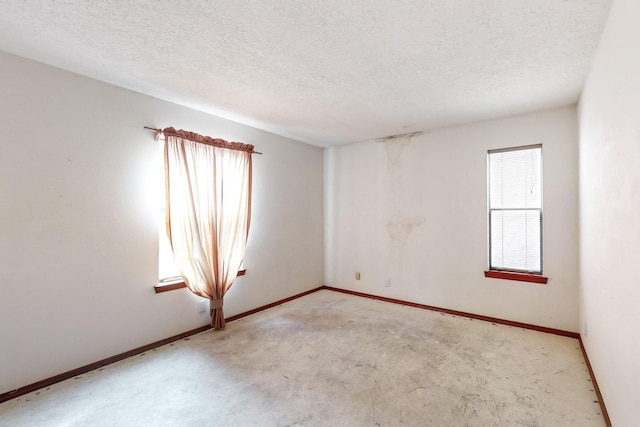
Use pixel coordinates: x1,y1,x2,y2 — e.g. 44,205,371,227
0,51,324,394
325,106,580,332
578,0,640,424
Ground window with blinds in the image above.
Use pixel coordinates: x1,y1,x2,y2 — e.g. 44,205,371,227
488,144,542,274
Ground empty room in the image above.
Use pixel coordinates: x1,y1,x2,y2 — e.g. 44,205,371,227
0,1,638,426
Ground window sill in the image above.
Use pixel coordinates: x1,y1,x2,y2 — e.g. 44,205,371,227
484,270,548,284
155,270,246,294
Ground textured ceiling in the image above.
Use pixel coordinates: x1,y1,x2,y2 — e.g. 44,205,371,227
0,1,611,146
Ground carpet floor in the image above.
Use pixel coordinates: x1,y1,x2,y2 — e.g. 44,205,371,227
0,289,605,426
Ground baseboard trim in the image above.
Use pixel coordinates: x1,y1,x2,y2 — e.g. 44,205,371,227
322,286,579,338
225,286,324,323
0,286,324,404
0,324,211,404
579,336,612,427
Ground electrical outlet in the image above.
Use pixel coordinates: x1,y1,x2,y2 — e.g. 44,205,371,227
198,300,208,313
384,278,391,287
355,272,361,280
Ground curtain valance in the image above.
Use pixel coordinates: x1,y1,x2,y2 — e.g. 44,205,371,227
156,127,257,154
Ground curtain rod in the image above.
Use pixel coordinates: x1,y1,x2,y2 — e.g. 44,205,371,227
144,126,262,155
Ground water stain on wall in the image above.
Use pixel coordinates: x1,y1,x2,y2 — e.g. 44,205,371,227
386,215,425,281
386,215,426,243
384,137,411,171
383,135,411,209
380,132,426,285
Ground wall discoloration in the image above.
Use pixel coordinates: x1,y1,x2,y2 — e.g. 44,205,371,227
386,215,425,282
381,133,426,284
385,215,426,243
329,107,580,332
383,137,412,170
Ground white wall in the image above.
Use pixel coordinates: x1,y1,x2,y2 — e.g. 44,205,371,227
578,0,640,424
325,106,580,332
0,51,324,394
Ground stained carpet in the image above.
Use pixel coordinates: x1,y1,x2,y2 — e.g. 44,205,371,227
0,290,605,426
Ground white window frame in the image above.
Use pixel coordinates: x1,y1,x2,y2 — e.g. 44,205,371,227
487,144,543,275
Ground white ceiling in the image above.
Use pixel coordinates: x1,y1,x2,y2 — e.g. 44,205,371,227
0,1,611,146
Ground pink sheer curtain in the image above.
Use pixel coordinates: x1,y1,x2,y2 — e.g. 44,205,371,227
161,127,253,329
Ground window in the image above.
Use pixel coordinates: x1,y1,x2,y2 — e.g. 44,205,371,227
158,138,182,283
487,144,543,277
154,135,248,293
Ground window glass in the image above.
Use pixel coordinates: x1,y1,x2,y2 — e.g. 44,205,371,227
488,145,542,273
158,140,182,282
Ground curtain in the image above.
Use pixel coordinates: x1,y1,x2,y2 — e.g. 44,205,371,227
162,127,253,329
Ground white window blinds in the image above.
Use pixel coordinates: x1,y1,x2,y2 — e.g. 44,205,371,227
488,145,542,274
